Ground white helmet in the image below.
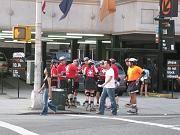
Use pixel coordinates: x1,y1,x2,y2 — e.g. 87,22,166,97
59,56,66,61
128,58,138,62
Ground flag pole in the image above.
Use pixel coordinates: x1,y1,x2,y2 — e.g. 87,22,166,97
31,0,43,109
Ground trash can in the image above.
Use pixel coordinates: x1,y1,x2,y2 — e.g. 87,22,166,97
52,88,67,110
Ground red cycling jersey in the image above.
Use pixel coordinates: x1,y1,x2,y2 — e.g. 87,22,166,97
57,64,66,80
66,64,78,79
51,66,57,77
85,66,96,78
98,66,105,81
111,64,119,80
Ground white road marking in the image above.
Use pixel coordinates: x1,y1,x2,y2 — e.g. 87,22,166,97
67,114,180,131
115,115,180,118
0,121,39,135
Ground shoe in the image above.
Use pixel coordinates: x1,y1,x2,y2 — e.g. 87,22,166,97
90,103,96,112
106,106,111,110
84,101,89,111
111,113,117,116
125,103,132,108
40,113,47,116
127,107,138,114
53,107,57,114
96,111,104,115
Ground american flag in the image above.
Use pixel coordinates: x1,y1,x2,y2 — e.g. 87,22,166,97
42,0,46,14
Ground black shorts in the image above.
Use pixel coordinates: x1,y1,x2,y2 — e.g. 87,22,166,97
67,78,74,94
127,81,140,94
97,80,104,94
85,77,97,90
74,82,79,91
115,88,123,97
51,77,57,87
58,80,67,89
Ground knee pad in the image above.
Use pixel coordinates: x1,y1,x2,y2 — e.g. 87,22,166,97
90,92,95,97
85,91,90,97
68,94,73,100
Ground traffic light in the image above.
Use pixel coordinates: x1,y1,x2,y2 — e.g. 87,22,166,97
13,26,31,42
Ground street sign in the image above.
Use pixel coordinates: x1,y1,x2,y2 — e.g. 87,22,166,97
13,26,31,42
12,52,26,78
167,60,180,78
160,0,178,17
160,19,175,52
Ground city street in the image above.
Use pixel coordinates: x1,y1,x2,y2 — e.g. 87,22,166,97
0,78,180,135
0,0,180,135
0,113,180,135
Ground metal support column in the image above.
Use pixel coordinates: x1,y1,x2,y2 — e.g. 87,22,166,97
71,39,79,60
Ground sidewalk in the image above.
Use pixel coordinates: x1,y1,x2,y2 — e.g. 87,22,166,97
0,77,180,116
1,91,180,116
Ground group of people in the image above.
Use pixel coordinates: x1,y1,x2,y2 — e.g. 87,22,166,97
39,56,150,115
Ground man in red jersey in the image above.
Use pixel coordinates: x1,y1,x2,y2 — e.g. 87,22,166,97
57,56,67,89
50,59,58,88
81,57,89,106
96,60,105,106
83,60,98,111
81,57,89,74
66,59,79,106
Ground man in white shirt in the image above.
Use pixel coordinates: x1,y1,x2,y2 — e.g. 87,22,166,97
96,60,117,115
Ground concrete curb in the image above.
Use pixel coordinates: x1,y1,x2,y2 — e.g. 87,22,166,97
147,92,178,98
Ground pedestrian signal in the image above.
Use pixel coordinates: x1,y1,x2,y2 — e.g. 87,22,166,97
13,26,31,42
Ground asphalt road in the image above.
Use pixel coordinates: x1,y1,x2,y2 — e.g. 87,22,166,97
0,113,180,135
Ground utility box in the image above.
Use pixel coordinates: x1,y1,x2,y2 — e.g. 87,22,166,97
26,60,34,84
52,88,67,110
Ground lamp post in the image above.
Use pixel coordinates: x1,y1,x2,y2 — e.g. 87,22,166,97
31,0,42,109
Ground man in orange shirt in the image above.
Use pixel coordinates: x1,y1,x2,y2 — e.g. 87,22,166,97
127,58,145,114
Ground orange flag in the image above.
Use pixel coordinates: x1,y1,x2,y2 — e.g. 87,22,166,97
99,0,116,21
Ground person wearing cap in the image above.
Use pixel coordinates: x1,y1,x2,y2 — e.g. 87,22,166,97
50,59,58,88
96,60,105,106
126,58,145,114
81,57,90,106
83,59,98,111
66,59,79,106
96,60,117,115
110,58,119,81
110,58,121,109
81,57,89,74
57,56,67,89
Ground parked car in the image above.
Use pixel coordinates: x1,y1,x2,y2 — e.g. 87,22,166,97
0,52,8,74
78,61,127,94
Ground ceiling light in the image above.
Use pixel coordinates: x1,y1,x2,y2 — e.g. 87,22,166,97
67,33,104,37
0,33,13,36
4,40,31,43
47,42,71,45
31,31,43,34
42,37,66,40
0,35,13,38
78,41,96,44
1,30,13,33
48,35,82,39
102,41,111,44
2,30,43,35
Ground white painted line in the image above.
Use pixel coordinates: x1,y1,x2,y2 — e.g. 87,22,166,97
0,121,39,135
67,115,180,132
115,115,180,118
